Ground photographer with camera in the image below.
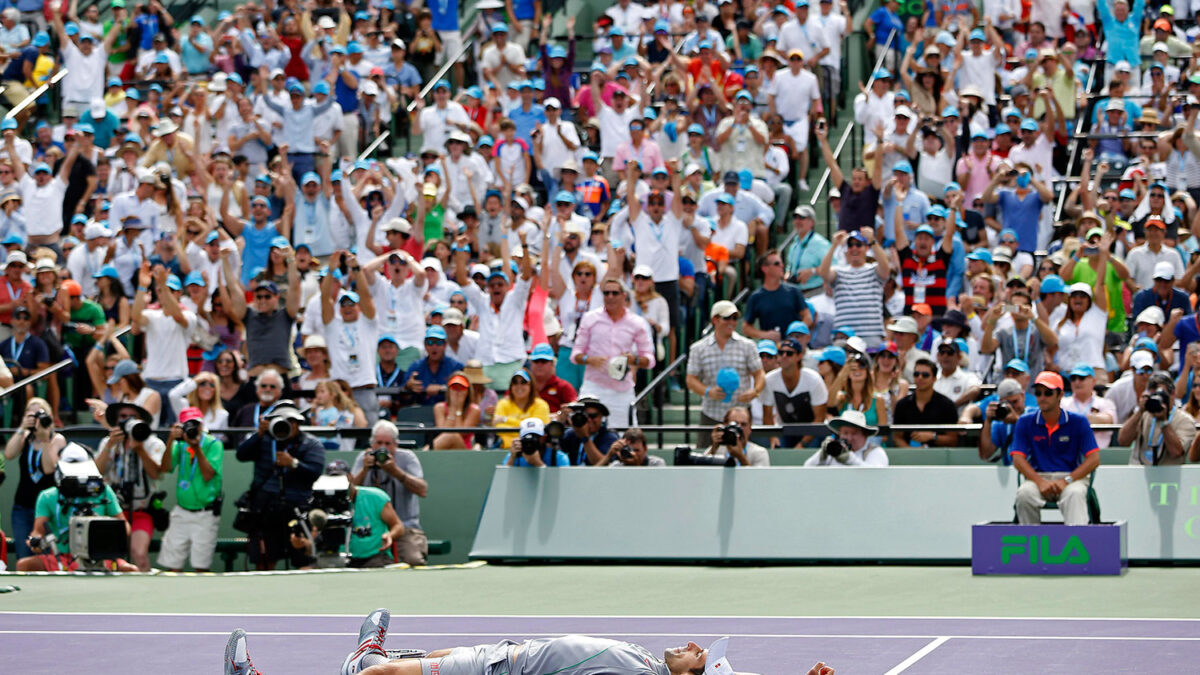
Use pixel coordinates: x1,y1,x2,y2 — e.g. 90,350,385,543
350,420,429,566
600,428,666,467
506,418,571,467
978,378,1031,464
4,398,66,559
703,406,771,466
16,445,137,572
559,396,618,466
290,461,406,569
235,402,327,570
93,402,165,572
155,407,224,572
1120,372,1196,466
804,410,888,466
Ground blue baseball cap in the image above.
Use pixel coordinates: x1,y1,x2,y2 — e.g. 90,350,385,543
125,89,141,101
330,169,343,183
65,22,79,36
554,190,576,204
786,320,810,337
477,134,495,148
0,119,15,131
943,181,962,194
966,249,993,264
491,22,509,33
312,81,330,95
106,77,122,88
189,15,205,25
834,326,856,337
1,233,24,246
872,67,891,80
32,32,49,48
92,264,121,280
1134,336,1159,355
738,169,753,190
205,231,220,244
1068,364,1095,378
942,105,960,118
1019,118,1039,132
687,123,705,135
894,89,910,101
270,236,291,249
71,213,88,226
487,269,509,283
338,290,361,304
716,193,735,206
165,274,183,292
582,150,599,163
433,79,451,91
377,334,398,346
346,41,364,54
184,271,207,287
643,106,657,120
32,162,51,174
300,171,320,185
928,204,949,219
969,28,986,41
227,73,244,86
1002,106,1021,119
1039,274,1066,294
425,325,447,341
757,339,778,356
74,122,95,135
251,195,271,207
936,31,956,47
548,45,567,59
153,53,170,64
529,343,556,361
330,44,347,55
971,128,990,141
354,10,370,20
818,345,847,366
914,224,936,237
892,160,913,175
1119,188,1137,200
1004,358,1030,373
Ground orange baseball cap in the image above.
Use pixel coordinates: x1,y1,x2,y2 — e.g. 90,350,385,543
912,303,932,315
448,374,470,390
60,279,83,297
1154,18,1172,31
1033,371,1064,391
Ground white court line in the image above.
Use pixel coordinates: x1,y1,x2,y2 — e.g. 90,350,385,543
1,630,1198,642
883,637,950,675
2,611,1198,622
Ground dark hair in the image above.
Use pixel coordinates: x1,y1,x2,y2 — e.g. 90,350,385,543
913,357,938,377
1010,289,1032,303
623,427,646,447
758,248,781,269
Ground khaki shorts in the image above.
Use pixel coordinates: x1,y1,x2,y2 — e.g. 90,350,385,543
156,505,220,570
396,526,429,565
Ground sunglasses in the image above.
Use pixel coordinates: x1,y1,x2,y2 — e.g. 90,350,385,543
1135,366,1154,375
647,200,665,206
197,381,216,388
254,292,275,299
574,270,594,277
425,339,446,346
586,411,602,419
1033,386,1059,397
913,371,934,379
718,314,740,321
779,349,798,356
846,240,866,248
510,378,530,386
258,383,279,389
937,348,958,356
602,290,623,296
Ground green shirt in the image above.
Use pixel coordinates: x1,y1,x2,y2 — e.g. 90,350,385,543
1070,260,1126,333
422,203,445,243
66,299,106,355
168,435,224,510
349,486,391,560
34,485,123,555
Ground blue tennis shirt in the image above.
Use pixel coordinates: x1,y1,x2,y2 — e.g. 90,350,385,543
1009,408,1098,473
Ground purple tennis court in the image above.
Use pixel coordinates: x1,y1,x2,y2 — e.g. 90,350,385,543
2,613,1198,673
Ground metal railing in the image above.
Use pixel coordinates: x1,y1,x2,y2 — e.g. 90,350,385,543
1053,41,1104,223
0,325,132,400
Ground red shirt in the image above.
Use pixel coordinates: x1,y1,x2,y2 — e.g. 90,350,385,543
0,277,31,325
538,375,578,413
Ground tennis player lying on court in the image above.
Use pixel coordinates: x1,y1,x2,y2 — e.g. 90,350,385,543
223,608,835,675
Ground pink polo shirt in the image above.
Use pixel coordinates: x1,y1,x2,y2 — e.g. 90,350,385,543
571,307,655,392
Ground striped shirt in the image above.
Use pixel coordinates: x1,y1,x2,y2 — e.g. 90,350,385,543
831,263,885,342
687,331,763,420
898,247,951,316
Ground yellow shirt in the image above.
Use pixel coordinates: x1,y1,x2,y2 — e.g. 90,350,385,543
28,54,54,89
1031,67,1077,121
493,397,551,448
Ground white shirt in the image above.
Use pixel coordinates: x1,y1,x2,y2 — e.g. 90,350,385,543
708,441,771,466
479,42,527,90
444,152,492,211
958,48,1002,104
1062,393,1117,447
141,308,196,380
1054,305,1108,371
710,217,748,252
1008,135,1056,182
311,98,344,142
67,243,107,297
109,192,164,238
1125,244,1185,289
605,3,648,35
854,90,896,145
18,174,66,237
371,274,427,350
763,145,790,187
536,120,581,177
815,11,847,68
0,137,32,166
60,41,107,105
597,105,638,159
933,366,981,411
769,67,821,122
761,367,829,424
322,314,379,388
447,328,480,363
462,275,532,364
418,102,471,152
630,211,682,282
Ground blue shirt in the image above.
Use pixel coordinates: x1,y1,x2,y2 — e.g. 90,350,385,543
561,426,618,465
880,188,931,241
512,0,536,19
868,7,904,48
1131,287,1191,321
293,192,335,258
505,446,571,467
400,355,465,406
383,61,421,89
334,70,360,113
240,219,281,284
427,0,460,31
181,32,214,74
946,235,966,300
135,13,160,51
1010,408,1098,473
995,188,1044,253
745,283,810,336
80,110,120,149
1096,0,1144,65
507,103,546,152
1175,313,1200,367
2,45,37,82
1,333,49,371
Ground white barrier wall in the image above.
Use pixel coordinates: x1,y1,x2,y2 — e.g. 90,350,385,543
470,466,1200,561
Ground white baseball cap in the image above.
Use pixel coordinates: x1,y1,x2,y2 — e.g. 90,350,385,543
1135,306,1165,327
1130,350,1155,370
519,418,545,437
1153,261,1177,280
703,637,733,675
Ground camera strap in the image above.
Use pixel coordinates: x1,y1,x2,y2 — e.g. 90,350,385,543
1146,409,1175,465
26,435,43,483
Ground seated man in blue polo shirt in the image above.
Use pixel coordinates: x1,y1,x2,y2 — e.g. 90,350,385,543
401,325,464,407
1010,371,1101,525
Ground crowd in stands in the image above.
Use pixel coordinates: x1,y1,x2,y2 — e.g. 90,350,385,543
7,0,1200,569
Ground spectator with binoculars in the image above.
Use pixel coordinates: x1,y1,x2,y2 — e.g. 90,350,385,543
350,420,429,566
804,410,888,466
1120,372,1196,466
235,402,326,570
156,406,223,573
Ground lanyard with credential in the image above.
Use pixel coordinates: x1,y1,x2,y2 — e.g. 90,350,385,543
378,363,402,387
1146,409,1176,465
6,280,21,304
28,441,43,483
179,451,199,491
11,336,26,364
1011,325,1032,363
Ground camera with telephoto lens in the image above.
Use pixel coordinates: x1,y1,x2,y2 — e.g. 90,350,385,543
520,434,544,456
268,416,294,441
119,416,151,442
1145,390,1172,415
820,435,852,463
719,422,744,447
994,402,1011,421
673,445,736,466
291,474,355,568
31,410,52,429
182,419,202,441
